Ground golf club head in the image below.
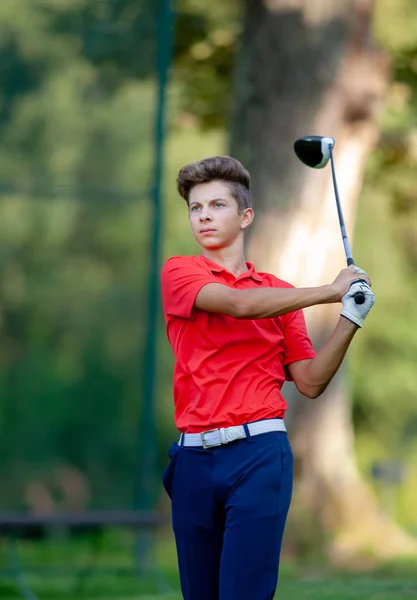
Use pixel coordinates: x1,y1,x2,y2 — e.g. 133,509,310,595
294,136,335,169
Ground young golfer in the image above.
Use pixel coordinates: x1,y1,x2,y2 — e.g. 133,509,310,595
161,156,375,600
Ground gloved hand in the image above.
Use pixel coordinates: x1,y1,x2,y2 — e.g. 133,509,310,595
341,280,375,328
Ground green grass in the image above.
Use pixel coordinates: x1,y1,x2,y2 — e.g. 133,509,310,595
1,529,416,599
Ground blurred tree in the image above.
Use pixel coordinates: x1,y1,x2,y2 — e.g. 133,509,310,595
164,0,417,534
230,0,417,560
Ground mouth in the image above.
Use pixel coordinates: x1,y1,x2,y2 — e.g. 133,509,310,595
199,228,217,235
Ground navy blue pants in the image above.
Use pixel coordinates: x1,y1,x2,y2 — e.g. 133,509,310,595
162,431,293,600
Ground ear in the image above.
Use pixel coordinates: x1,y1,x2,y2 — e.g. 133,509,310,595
240,208,254,230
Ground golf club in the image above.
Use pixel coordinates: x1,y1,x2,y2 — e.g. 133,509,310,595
293,135,365,305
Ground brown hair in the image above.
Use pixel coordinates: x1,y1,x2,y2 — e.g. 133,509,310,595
176,156,252,212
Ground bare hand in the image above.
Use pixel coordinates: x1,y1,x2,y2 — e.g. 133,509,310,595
331,266,372,301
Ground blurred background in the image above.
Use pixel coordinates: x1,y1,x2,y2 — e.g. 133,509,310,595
0,0,417,598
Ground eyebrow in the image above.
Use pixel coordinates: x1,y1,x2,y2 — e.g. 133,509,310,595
189,197,229,206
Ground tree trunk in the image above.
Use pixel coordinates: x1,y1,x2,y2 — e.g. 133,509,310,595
231,0,417,561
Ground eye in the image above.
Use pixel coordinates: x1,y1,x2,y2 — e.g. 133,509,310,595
190,205,200,212
214,202,225,208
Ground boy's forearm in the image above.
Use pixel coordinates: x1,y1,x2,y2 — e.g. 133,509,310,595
236,284,339,319
303,316,358,396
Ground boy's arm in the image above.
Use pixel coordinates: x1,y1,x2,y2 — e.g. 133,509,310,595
287,282,376,398
195,266,370,319
287,317,358,399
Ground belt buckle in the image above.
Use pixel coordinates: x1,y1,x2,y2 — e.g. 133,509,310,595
200,429,222,449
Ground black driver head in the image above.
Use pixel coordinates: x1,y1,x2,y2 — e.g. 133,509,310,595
294,136,335,169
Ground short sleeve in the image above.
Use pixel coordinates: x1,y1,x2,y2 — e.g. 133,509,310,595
281,309,316,381
161,256,218,319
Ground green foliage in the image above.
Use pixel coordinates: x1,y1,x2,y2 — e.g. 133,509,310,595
0,0,161,510
172,0,241,128
349,0,417,530
374,0,417,54
352,1,417,449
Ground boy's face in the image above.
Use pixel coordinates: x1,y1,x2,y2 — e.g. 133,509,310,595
188,180,253,250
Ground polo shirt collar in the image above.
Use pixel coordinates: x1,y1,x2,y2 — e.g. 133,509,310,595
199,255,263,282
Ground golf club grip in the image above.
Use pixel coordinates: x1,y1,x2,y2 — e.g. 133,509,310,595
346,259,366,304
351,278,366,305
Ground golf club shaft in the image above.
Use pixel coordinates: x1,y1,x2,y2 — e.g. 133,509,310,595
328,146,354,266
328,145,365,305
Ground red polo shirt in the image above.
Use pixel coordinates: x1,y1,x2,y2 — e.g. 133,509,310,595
161,255,315,433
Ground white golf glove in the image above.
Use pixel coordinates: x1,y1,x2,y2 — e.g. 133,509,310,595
341,280,375,328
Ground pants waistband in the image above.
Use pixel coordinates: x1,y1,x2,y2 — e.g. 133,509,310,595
179,419,286,449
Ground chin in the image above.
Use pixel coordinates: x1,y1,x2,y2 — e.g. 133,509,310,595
200,239,226,250
194,234,221,249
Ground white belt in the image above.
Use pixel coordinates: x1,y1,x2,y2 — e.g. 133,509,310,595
179,419,286,449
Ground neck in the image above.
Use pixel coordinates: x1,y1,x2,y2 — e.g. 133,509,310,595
201,240,248,277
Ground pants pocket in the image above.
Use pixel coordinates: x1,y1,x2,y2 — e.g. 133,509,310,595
162,442,180,499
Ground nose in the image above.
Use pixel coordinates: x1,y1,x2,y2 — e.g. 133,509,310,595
199,207,212,222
